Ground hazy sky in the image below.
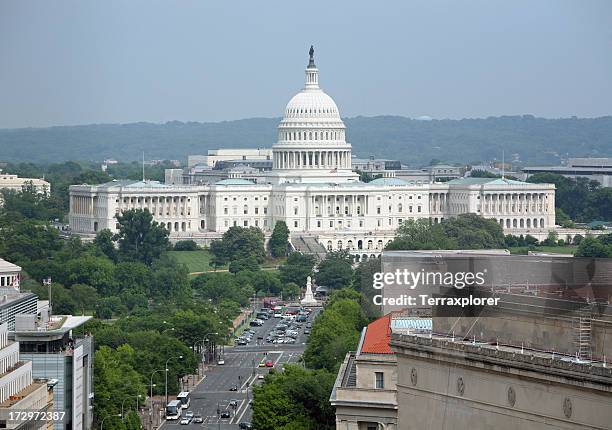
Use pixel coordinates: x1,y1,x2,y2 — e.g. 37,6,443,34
1,1,611,128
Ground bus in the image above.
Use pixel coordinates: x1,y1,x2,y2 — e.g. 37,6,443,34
177,391,191,409
165,400,181,420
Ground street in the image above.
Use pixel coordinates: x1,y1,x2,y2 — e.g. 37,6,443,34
160,309,317,429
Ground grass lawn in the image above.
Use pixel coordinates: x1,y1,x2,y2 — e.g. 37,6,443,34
168,249,221,273
509,245,577,255
169,250,283,274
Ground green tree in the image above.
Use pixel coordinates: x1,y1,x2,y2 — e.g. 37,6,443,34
269,221,290,257
252,365,336,430
281,282,301,300
304,290,367,371
114,209,170,265
574,236,612,258
353,257,382,319
209,226,265,268
173,240,199,251
279,252,316,287
315,251,354,290
542,230,559,246
386,218,455,250
61,255,116,295
229,256,260,274
94,345,147,429
70,284,100,313
555,208,574,228
94,229,117,262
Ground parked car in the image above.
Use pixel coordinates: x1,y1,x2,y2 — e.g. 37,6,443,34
229,385,238,391
221,411,231,418
265,360,274,367
217,359,225,365
180,417,191,425
193,414,203,423
239,423,253,429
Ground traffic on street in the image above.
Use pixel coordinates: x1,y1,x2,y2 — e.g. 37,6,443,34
160,305,318,429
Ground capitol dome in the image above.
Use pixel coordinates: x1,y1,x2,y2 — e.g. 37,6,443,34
272,46,354,180
283,90,341,121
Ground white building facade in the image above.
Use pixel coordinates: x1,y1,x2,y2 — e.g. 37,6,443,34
69,48,556,258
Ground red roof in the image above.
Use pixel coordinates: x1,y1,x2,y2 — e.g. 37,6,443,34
360,313,393,354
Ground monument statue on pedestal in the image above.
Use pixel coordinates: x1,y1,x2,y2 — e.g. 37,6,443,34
301,275,319,307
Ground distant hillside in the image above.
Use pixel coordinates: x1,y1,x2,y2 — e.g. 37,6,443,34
1,115,611,166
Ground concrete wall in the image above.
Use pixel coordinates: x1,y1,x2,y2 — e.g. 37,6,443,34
392,335,612,430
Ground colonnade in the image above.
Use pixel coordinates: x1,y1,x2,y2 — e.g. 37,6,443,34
273,149,352,169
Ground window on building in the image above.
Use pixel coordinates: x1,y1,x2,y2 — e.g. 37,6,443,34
375,372,384,389
376,207,381,214
294,220,298,228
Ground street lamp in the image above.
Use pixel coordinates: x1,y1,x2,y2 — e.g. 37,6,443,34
149,369,164,416
100,414,121,430
203,332,218,363
165,355,183,406
121,394,143,418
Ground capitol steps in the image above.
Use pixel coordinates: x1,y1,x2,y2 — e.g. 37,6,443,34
290,235,327,260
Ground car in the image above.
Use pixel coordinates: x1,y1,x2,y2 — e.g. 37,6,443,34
229,384,238,391
239,423,253,429
236,339,247,345
304,329,311,334
258,374,265,380
217,359,225,365
185,411,194,419
193,414,203,423
259,361,267,367
273,312,283,318
221,411,231,418
229,400,238,407
284,338,296,344
180,417,191,425
306,322,312,328
265,360,274,367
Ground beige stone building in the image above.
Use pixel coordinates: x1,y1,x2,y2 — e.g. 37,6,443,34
0,171,49,193
331,313,431,430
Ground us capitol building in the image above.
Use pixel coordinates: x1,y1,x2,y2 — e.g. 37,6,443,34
69,48,555,260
